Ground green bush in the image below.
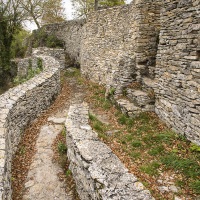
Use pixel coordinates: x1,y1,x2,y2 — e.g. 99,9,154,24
31,29,64,48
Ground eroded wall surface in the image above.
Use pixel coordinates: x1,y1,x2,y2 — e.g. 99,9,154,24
155,0,200,145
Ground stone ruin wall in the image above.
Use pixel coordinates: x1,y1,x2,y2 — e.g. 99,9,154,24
80,0,161,93
66,103,154,200
39,0,199,144
155,0,200,145
0,51,61,199
43,20,85,66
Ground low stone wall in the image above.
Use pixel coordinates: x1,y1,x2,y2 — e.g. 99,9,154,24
32,47,65,69
16,47,65,78
155,0,200,145
65,103,154,200
0,55,61,199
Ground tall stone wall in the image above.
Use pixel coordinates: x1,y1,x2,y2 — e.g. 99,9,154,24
80,1,161,93
155,0,200,145
0,54,61,199
43,20,85,65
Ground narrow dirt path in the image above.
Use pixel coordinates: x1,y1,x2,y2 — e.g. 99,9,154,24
12,69,86,200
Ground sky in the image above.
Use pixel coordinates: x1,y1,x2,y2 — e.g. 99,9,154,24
26,0,133,30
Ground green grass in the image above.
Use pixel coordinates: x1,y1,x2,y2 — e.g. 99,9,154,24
87,80,200,198
140,161,161,176
148,145,165,156
161,153,200,179
131,140,142,148
190,181,200,194
64,68,81,78
58,142,67,154
89,113,109,140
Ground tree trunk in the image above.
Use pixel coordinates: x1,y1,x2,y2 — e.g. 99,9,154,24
94,0,98,10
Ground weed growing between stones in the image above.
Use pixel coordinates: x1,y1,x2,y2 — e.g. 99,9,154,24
52,127,80,200
85,80,200,199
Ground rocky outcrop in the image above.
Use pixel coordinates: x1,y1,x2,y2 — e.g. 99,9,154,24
65,103,154,200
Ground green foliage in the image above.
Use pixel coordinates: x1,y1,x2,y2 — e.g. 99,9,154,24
160,153,200,179
0,5,22,85
32,29,64,48
190,181,200,194
117,114,134,128
66,169,72,177
190,143,200,152
11,29,30,58
37,58,43,70
131,140,142,148
64,68,81,78
58,142,67,154
89,113,109,140
72,0,125,18
140,161,160,176
100,0,125,7
61,128,66,137
109,87,116,96
148,145,165,156
19,146,26,155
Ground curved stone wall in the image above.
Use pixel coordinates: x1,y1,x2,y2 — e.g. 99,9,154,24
65,103,154,200
0,55,61,199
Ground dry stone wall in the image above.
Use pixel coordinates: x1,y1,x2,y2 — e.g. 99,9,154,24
65,103,154,200
43,20,85,65
16,47,65,78
155,0,200,145
0,53,61,199
80,0,161,93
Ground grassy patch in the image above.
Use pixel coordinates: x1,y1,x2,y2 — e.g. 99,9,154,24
64,68,81,78
58,142,67,154
89,113,109,140
85,80,200,199
140,161,161,176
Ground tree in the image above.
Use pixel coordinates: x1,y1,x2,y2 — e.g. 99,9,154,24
41,0,66,25
72,0,125,18
0,0,24,85
19,0,45,29
19,0,66,29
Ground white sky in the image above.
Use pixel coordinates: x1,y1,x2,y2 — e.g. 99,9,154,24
26,0,133,31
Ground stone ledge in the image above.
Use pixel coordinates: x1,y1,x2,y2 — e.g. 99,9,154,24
65,103,154,200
